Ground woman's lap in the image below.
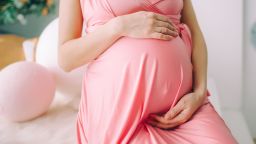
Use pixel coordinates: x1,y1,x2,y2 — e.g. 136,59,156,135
128,98,238,144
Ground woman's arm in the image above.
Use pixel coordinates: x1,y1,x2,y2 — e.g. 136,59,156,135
145,0,209,129
181,0,208,97
58,0,179,72
58,0,122,72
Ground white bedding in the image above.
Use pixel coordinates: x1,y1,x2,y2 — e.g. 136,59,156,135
0,93,80,144
0,78,222,144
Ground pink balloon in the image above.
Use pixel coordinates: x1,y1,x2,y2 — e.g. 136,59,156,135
0,61,56,122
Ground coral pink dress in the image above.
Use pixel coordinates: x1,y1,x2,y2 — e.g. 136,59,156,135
76,0,238,143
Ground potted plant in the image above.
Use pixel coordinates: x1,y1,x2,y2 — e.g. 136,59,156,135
0,0,55,25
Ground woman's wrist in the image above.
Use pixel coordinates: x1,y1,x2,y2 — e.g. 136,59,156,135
193,78,207,97
192,86,207,107
193,87,207,98
106,16,124,38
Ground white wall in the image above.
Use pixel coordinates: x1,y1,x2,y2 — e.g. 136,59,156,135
191,0,243,110
243,0,256,138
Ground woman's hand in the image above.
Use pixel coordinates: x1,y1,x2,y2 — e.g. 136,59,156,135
145,92,206,130
116,11,179,40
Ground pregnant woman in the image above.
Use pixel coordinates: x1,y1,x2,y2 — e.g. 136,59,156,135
58,0,238,143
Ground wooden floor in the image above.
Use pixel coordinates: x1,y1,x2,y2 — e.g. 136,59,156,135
0,34,25,70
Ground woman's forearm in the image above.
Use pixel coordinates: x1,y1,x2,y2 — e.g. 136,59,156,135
181,0,208,97
58,17,122,72
191,30,208,97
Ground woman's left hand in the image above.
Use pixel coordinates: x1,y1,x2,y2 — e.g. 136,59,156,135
145,92,206,130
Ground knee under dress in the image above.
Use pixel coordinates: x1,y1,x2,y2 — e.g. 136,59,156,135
76,0,238,143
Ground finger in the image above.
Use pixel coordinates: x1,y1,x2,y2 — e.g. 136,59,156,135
146,118,179,130
164,107,182,120
164,99,185,120
154,21,178,32
152,13,178,29
146,112,186,129
168,110,190,125
150,32,174,40
149,114,169,125
153,27,179,37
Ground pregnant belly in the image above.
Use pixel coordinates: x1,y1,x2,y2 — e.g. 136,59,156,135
91,36,192,68
86,36,193,114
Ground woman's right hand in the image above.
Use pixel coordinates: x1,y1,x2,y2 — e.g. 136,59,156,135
116,11,179,40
